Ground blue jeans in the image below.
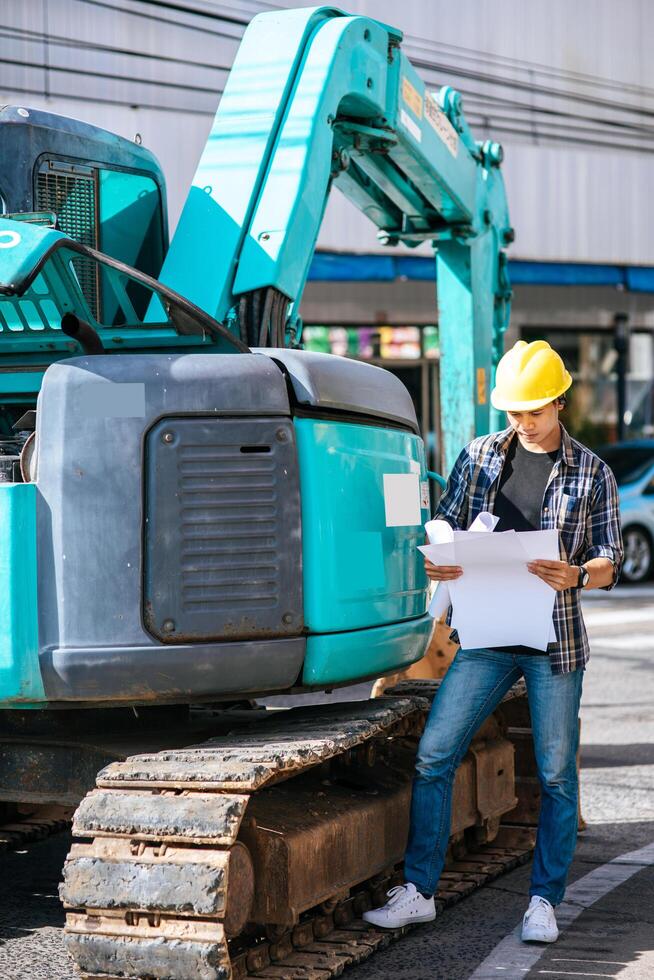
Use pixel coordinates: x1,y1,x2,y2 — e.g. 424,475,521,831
404,647,584,906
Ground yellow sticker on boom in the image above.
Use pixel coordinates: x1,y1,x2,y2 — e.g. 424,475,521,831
401,76,423,119
476,367,487,405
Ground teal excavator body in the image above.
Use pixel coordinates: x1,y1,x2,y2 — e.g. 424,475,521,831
0,6,511,710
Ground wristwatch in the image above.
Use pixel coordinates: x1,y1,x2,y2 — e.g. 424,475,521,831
577,565,590,589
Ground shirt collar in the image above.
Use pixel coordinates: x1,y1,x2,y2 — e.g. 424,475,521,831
559,425,579,467
491,423,579,468
491,426,517,454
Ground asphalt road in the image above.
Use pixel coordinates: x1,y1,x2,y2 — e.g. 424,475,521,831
0,583,652,980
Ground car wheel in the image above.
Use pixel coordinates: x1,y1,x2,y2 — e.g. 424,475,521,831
621,526,654,583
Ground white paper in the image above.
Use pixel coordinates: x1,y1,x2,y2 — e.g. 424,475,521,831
423,512,498,619
419,521,559,651
469,512,500,533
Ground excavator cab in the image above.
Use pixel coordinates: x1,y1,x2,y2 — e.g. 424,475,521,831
0,104,167,318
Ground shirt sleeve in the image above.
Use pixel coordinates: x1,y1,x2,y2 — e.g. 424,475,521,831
434,446,471,530
582,462,624,589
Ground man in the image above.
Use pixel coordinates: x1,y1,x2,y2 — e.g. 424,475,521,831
364,340,623,943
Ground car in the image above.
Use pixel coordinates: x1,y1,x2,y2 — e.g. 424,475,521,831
596,440,654,584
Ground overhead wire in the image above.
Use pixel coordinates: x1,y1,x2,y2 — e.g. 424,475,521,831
258,0,654,101
0,24,234,73
255,0,654,147
127,0,250,27
0,55,228,97
444,95,654,142
410,56,654,123
258,0,654,103
461,114,654,155
70,0,654,114
402,32,654,103
71,0,247,38
3,0,654,152
451,86,654,137
2,81,224,115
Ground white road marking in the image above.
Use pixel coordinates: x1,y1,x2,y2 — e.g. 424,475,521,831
537,972,611,977
590,632,654,650
583,608,653,628
467,841,654,980
551,958,628,964
583,586,654,601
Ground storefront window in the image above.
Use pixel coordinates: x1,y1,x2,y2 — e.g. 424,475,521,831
302,324,442,473
423,325,439,359
521,327,654,445
303,324,438,360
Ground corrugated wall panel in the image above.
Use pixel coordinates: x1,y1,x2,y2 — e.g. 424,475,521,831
1,0,652,263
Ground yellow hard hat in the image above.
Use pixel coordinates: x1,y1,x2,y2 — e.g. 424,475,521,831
491,340,572,412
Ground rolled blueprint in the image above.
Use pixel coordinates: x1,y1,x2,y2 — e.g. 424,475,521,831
425,511,499,619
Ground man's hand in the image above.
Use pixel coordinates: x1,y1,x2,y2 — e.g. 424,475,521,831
528,559,578,591
424,558,463,582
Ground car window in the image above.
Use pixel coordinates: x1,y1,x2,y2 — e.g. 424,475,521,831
598,447,654,485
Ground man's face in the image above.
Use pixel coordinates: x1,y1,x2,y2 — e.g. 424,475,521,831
506,401,561,446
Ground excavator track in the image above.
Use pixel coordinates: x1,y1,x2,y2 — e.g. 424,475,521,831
61,686,534,980
0,805,71,851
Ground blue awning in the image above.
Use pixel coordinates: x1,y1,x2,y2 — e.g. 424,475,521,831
307,252,654,293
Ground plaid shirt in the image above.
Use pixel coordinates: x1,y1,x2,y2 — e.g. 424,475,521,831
436,425,624,673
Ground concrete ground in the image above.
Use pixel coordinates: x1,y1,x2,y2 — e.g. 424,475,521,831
0,583,651,979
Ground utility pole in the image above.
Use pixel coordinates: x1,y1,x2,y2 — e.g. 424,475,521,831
613,312,630,441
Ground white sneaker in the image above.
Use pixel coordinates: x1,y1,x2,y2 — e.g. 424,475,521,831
521,895,559,943
362,883,436,929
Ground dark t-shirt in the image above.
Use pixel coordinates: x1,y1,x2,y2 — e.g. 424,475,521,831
489,435,559,656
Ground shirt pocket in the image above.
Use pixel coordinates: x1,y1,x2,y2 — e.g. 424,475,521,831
557,493,588,559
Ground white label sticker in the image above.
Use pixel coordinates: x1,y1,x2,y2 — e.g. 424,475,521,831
78,382,146,419
383,473,421,527
424,93,459,157
399,108,422,144
408,459,421,474
420,480,430,509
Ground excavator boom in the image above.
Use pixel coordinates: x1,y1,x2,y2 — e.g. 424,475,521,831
160,5,513,467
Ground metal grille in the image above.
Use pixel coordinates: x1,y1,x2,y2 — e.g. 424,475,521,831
178,443,281,616
36,165,100,319
144,417,303,643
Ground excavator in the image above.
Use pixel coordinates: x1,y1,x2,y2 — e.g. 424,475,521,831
0,6,529,979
